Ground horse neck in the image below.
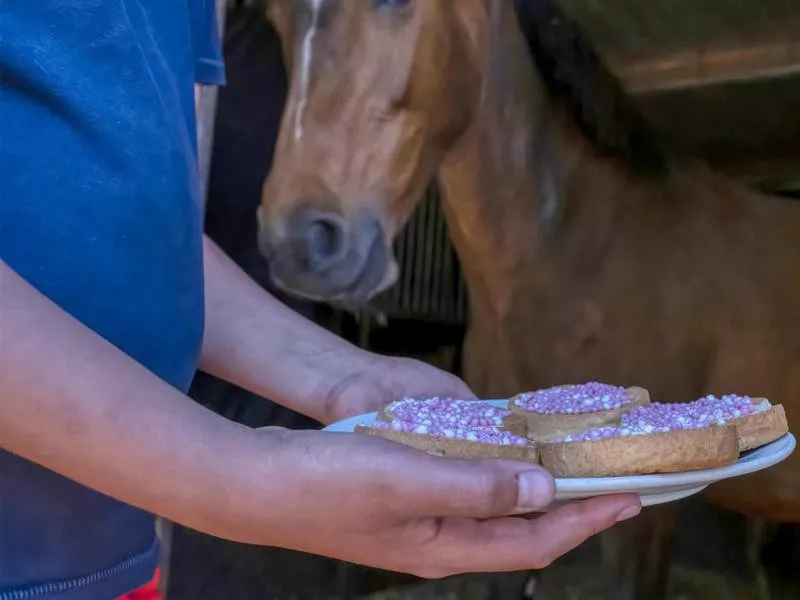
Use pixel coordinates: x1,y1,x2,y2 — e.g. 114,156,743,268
436,35,645,318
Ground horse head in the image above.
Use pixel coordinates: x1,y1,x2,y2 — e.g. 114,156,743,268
257,0,500,303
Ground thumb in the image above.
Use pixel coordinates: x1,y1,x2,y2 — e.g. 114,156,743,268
399,456,556,519
427,372,478,401
438,372,478,400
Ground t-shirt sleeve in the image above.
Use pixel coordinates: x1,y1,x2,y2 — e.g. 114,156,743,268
192,0,226,86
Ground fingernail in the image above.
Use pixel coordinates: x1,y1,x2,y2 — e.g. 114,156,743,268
517,470,554,511
616,504,642,522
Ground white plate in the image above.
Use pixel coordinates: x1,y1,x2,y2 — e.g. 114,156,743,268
323,399,796,509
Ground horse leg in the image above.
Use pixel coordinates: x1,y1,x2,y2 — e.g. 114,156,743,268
599,524,633,598
774,523,800,600
632,503,676,600
599,513,659,600
521,573,538,599
745,517,775,600
600,521,629,577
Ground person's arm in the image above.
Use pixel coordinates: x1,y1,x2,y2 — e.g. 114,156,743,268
191,83,366,423
198,236,472,424
191,80,384,424
0,258,639,574
0,258,267,541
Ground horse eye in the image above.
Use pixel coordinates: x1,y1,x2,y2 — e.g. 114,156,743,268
374,0,411,9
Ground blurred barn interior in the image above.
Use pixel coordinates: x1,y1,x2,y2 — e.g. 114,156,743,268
166,1,800,599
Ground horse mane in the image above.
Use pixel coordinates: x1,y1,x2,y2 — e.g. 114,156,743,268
512,0,670,177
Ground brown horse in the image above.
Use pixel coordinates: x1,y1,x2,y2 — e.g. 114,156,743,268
258,0,800,597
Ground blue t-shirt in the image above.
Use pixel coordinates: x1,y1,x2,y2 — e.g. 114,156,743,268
0,2,225,598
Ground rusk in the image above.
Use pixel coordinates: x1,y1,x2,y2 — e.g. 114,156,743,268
510,385,651,441
540,425,739,477
376,398,528,436
355,424,540,463
730,400,788,451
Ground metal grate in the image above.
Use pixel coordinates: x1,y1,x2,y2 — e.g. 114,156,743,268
364,184,469,326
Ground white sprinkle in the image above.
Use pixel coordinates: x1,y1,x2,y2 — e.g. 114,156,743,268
294,0,323,141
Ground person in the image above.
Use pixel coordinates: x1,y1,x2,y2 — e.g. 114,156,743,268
0,2,642,599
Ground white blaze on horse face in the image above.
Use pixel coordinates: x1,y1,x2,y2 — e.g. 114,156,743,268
294,0,323,142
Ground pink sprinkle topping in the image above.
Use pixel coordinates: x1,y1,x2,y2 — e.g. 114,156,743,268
372,419,530,446
558,426,632,443
515,382,631,415
622,394,767,430
386,397,512,427
555,394,769,443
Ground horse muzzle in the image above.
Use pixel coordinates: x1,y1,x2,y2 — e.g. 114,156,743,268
258,208,397,304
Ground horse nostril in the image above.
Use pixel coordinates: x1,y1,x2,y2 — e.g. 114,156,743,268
304,216,347,272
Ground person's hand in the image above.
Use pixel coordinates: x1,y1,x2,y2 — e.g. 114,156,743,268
237,428,642,577
322,354,476,424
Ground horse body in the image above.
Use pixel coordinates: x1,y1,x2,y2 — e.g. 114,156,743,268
432,10,800,518
259,0,800,594
443,151,800,519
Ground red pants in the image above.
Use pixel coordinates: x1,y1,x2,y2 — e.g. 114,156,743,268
117,569,162,600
